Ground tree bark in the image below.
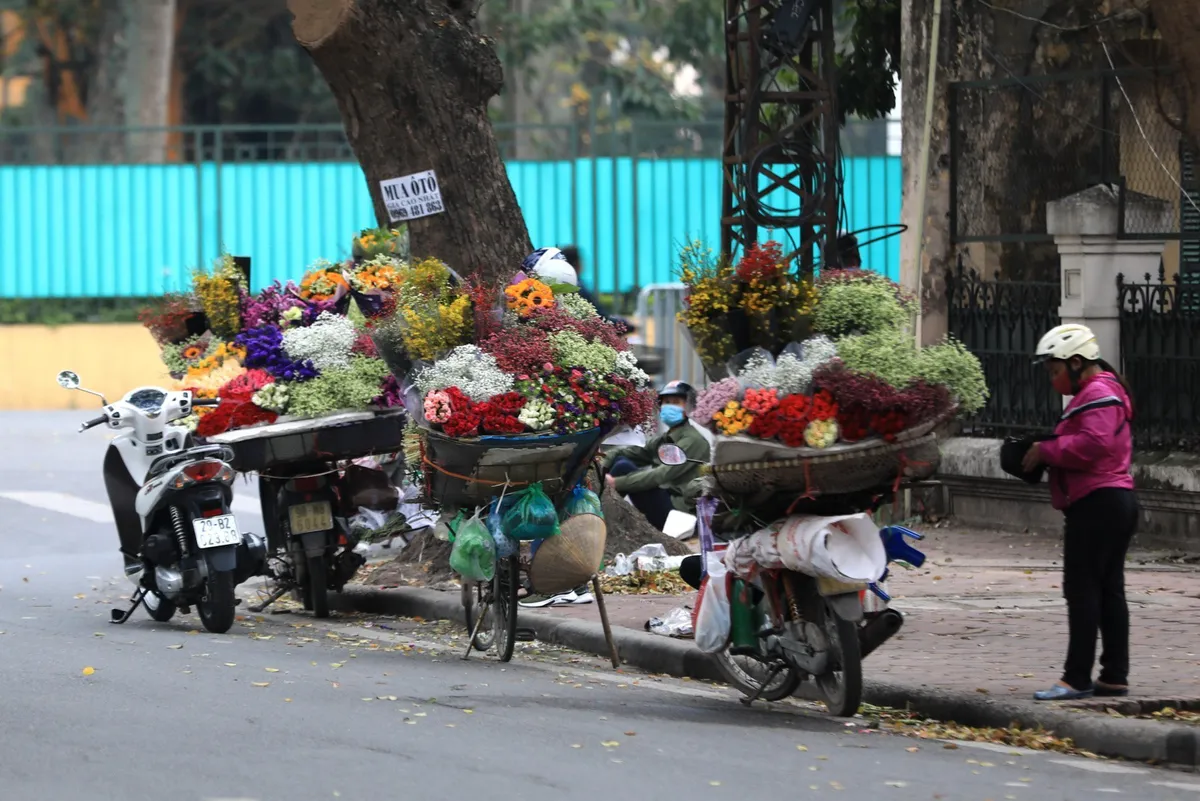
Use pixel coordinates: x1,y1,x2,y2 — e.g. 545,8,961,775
288,0,532,280
1149,0,1200,149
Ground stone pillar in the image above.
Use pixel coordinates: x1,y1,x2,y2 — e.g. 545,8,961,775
1047,184,1172,371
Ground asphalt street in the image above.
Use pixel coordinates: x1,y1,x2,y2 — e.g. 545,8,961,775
3,410,1200,801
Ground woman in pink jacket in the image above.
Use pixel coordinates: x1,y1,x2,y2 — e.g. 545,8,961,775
1022,324,1138,701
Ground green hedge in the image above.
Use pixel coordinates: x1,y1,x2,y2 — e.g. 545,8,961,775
0,298,155,325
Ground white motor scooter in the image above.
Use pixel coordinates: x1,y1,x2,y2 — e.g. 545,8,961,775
57,370,266,633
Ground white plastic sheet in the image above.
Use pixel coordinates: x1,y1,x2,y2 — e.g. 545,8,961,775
723,513,886,584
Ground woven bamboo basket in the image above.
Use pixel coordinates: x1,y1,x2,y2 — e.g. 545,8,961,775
706,412,950,501
420,426,607,510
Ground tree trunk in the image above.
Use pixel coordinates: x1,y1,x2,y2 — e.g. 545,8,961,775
1149,0,1200,150
288,0,532,280
126,0,177,163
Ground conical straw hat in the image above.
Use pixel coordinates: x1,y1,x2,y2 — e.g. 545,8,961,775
529,513,607,595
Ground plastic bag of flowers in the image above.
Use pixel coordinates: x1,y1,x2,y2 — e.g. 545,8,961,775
562,484,604,520
501,483,561,541
728,347,777,389
448,510,497,582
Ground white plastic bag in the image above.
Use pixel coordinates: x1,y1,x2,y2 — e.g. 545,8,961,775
694,560,731,653
774,513,886,583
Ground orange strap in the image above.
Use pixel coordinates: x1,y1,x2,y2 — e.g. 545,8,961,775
420,455,533,489
893,452,932,493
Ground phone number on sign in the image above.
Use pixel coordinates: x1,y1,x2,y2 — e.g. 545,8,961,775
388,199,444,220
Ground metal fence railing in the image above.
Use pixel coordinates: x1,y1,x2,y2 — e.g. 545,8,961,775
946,256,1063,437
1117,266,1200,451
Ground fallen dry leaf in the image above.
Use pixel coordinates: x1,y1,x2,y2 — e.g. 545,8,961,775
251,682,270,688
167,644,183,650
265,668,280,673
601,741,620,748
797,745,809,752
82,666,95,676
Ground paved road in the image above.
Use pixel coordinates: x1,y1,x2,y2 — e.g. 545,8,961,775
3,410,1200,800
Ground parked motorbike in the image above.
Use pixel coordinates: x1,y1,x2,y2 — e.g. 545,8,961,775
252,464,368,619
57,370,266,633
706,511,925,717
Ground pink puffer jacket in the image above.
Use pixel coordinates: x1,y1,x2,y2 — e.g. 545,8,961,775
1039,373,1134,510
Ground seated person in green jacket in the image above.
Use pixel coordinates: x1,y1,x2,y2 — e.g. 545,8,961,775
603,381,711,530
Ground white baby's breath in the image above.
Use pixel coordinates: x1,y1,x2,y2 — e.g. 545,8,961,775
415,345,514,401
281,311,358,371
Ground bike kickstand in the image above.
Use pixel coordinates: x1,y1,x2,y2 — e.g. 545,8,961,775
462,602,490,661
740,663,786,707
110,588,147,624
248,584,292,614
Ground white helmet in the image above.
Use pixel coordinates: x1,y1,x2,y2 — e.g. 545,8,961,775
522,247,578,287
1034,324,1101,363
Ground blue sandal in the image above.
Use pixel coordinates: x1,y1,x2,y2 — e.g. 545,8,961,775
1034,684,1094,701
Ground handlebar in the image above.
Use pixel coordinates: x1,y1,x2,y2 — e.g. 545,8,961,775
192,397,221,407
79,414,108,432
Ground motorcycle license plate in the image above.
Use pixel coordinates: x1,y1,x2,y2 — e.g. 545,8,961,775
289,501,333,535
192,514,241,549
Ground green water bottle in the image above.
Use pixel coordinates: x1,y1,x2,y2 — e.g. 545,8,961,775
729,578,759,654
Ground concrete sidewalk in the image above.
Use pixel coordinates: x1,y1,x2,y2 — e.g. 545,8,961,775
545,525,1200,701
338,524,1200,765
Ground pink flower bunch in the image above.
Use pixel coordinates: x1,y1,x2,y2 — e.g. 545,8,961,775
423,389,454,424
693,377,741,424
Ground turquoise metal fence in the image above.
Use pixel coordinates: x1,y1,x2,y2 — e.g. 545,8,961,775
0,143,901,298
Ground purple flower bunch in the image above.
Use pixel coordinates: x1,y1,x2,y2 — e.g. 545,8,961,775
373,374,405,408
241,281,305,329
236,325,319,382
693,377,741,424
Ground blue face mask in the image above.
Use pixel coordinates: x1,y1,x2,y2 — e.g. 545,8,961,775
659,405,685,427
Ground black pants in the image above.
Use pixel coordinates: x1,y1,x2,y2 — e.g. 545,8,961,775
1061,487,1139,690
608,456,675,531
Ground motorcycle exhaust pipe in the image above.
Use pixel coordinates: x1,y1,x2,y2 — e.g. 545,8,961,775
859,608,904,659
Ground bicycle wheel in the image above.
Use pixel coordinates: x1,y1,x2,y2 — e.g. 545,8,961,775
463,580,495,652
491,554,520,662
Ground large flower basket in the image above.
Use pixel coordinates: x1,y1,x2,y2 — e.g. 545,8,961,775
420,426,608,510
704,411,952,504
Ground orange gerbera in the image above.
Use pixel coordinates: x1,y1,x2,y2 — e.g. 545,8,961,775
182,344,205,360
299,268,350,302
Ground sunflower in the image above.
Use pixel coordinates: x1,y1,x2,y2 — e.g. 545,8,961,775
182,344,205,361
504,278,555,317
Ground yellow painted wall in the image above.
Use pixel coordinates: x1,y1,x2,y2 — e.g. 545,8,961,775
1,324,170,409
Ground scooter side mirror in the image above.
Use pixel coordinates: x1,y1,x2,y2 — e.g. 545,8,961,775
657,443,689,466
56,369,108,405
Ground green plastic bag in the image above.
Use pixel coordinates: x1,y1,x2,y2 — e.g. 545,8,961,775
562,484,604,520
449,509,496,582
502,482,561,541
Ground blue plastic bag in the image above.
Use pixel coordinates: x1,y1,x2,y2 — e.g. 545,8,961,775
562,484,604,520
487,497,518,558
502,482,560,541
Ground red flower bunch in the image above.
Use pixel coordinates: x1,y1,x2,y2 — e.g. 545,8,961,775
810,389,839,421
443,406,481,438
735,241,785,283
232,402,277,429
488,392,527,415
474,392,526,434
742,387,780,415
775,393,813,447
812,361,896,414
525,305,629,351
464,274,502,340
748,409,783,439
894,380,953,426
836,406,872,442
219,369,273,402
195,404,236,437
481,325,554,374
870,409,909,442
351,332,379,358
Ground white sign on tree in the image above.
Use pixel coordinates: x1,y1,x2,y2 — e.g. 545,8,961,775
379,170,445,222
